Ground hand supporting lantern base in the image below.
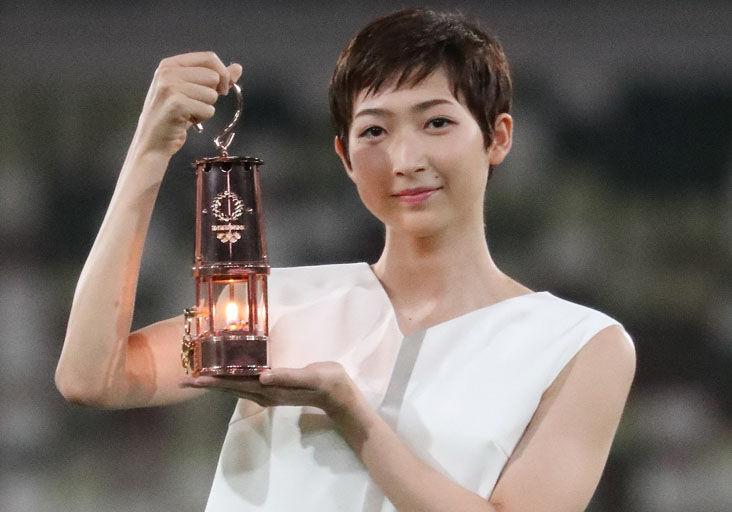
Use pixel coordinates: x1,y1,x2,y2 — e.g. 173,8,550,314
181,83,270,378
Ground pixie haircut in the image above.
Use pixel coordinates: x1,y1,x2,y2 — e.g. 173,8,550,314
329,8,512,160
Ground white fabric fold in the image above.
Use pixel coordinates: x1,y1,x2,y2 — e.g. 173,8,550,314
205,263,626,511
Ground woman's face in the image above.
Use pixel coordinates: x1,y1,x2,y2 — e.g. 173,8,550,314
337,68,509,238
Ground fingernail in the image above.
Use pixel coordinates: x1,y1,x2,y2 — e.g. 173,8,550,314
260,371,273,384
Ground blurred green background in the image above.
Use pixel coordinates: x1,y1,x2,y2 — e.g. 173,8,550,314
1,1,730,511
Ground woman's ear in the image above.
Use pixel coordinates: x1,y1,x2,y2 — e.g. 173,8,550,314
334,136,353,177
488,113,513,167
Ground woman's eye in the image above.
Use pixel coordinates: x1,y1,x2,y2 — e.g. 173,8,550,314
426,117,452,129
359,126,384,138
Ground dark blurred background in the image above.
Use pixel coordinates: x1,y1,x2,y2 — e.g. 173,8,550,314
1,1,730,511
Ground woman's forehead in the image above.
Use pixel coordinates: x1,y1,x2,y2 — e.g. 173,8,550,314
353,68,458,111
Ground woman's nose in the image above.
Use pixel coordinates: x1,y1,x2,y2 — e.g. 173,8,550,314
389,133,427,176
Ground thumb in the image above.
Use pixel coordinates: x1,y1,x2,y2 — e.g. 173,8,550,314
227,63,243,88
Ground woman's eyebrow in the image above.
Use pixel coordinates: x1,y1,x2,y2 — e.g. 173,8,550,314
411,98,456,112
354,107,394,119
353,98,457,120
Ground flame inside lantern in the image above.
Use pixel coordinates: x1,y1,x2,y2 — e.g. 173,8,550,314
226,301,239,330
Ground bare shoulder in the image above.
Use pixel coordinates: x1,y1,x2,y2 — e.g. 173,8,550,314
584,324,636,366
572,324,636,393
489,325,636,512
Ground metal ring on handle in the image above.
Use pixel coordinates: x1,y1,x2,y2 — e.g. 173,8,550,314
193,82,243,157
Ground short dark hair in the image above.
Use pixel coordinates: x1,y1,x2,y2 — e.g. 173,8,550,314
329,8,512,163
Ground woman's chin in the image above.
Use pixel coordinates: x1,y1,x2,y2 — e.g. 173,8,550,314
387,212,450,239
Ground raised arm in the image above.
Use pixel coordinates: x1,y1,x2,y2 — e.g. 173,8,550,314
55,52,242,409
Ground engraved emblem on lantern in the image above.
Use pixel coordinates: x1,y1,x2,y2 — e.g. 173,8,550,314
211,190,249,243
181,82,270,378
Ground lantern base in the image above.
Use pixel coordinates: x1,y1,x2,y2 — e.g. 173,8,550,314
192,333,269,378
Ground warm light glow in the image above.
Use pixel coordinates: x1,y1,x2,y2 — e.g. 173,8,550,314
226,301,239,328
256,286,266,334
257,305,266,334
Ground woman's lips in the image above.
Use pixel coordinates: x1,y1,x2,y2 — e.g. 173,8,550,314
392,187,442,205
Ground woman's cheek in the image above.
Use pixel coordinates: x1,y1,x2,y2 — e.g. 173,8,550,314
357,174,391,217
349,143,389,172
348,146,392,217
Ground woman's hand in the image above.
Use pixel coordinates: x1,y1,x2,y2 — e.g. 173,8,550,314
180,362,361,418
132,51,243,159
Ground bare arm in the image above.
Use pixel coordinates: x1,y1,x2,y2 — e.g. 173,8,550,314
55,52,242,409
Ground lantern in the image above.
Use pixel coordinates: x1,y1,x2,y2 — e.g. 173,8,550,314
181,83,270,377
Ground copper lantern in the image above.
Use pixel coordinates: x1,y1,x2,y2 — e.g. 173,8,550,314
181,83,270,377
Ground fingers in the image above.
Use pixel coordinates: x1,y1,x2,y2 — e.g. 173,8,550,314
176,81,219,105
135,52,241,157
259,368,318,389
180,375,257,391
180,377,272,407
168,66,221,89
186,98,217,124
180,375,318,407
152,69,234,126
159,51,240,94
178,362,356,414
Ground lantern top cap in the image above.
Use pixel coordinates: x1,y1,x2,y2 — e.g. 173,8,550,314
192,155,264,166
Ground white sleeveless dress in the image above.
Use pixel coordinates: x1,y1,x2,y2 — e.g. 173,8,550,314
205,262,629,511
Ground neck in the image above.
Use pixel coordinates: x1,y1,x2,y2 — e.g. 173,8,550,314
371,221,529,333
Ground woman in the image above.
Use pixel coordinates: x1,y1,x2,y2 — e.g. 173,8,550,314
56,9,636,512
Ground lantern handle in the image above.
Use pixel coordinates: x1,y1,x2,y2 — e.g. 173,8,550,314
193,82,243,156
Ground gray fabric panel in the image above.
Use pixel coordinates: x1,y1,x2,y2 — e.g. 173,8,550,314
361,330,427,512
